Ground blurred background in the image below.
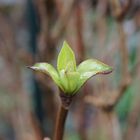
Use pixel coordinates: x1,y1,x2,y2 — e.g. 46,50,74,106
0,0,140,140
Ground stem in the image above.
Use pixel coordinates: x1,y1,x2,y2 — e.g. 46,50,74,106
54,104,68,140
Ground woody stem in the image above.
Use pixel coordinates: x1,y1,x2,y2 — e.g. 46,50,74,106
54,104,68,140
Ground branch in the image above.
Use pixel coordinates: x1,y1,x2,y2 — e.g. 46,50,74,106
109,0,132,21
75,2,85,62
124,100,140,140
85,91,116,111
51,0,77,41
85,0,132,111
54,105,68,140
35,0,49,36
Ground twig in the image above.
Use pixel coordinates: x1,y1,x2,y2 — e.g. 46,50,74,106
35,0,49,38
85,1,133,140
51,0,77,41
54,105,68,140
124,100,140,140
99,110,122,140
75,2,85,63
86,0,132,110
53,90,74,140
111,0,132,105
109,0,132,21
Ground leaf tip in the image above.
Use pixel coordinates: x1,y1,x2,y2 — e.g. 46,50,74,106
26,65,33,70
62,40,71,51
27,65,37,71
27,63,44,71
100,66,113,74
57,40,76,71
63,40,69,46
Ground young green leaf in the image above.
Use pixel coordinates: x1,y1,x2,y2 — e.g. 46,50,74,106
30,63,60,86
59,70,80,94
77,59,113,87
65,72,80,95
57,41,76,72
59,70,69,92
29,41,113,96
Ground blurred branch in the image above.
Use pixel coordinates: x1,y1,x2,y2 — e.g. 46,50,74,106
55,0,63,17
35,0,55,39
17,48,34,65
109,0,132,21
85,43,131,110
75,2,85,62
0,8,43,140
51,0,77,41
110,0,132,106
124,100,140,140
96,0,108,59
86,0,132,111
85,1,133,139
30,112,44,140
0,13,17,64
112,21,131,106
34,0,50,60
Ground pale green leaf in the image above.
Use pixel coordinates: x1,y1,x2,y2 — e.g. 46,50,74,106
59,70,69,92
59,70,80,95
57,41,76,72
77,59,113,87
30,63,60,86
65,72,80,95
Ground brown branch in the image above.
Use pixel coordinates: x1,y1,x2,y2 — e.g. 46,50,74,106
85,75,131,111
35,0,57,61
17,48,34,65
112,21,131,106
85,91,116,111
35,0,49,37
84,1,133,140
51,0,77,41
53,90,74,140
109,0,132,21
54,105,68,140
75,2,85,62
55,0,63,16
30,112,44,140
106,0,132,108
85,34,131,109
124,100,140,140
100,110,122,140
34,0,49,60
86,0,132,111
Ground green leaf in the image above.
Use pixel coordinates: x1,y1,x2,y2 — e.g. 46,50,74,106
59,70,80,95
29,41,113,96
59,70,69,92
77,59,113,87
30,63,60,86
57,41,76,72
65,72,80,95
